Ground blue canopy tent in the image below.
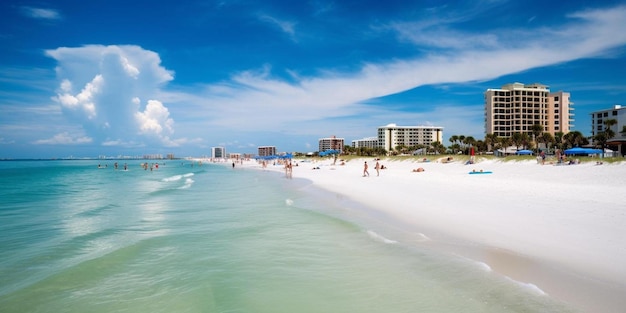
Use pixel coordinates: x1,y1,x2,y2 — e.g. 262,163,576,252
278,153,293,159
515,149,533,155
319,149,340,157
564,147,602,155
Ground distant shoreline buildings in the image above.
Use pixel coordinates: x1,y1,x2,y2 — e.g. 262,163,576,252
248,82,624,157
349,124,444,152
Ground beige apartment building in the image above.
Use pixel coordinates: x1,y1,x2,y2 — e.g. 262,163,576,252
377,124,443,152
484,83,573,137
257,146,276,157
318,136,344,152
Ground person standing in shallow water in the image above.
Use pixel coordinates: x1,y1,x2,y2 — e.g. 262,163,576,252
363,161,369,177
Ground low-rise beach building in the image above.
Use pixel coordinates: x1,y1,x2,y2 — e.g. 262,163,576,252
377,124,444,152
352,137,379,149
484,82,573,138
591,104,626,156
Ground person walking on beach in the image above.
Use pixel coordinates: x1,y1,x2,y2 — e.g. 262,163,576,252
363,161,369,177
375,161,380,176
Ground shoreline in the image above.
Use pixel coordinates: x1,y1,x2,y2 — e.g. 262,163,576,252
227,157,626,312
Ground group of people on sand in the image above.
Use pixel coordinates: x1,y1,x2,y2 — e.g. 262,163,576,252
363,160,387,177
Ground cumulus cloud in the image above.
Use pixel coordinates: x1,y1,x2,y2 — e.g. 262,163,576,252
135,100,174,136
46,45,176,147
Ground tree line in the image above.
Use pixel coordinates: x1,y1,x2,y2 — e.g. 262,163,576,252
340,120,623,157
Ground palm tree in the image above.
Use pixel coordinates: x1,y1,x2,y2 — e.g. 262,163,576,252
511,132,523,151
463,136,476,154
520,133,532,150
475,140,487,153
458,135,466,151
431,141,445,155
604,118,617,139
554,131,565,151
449,135,459,145
564,131,588,148
484,133,498,153
593,132,609,154
594,118,618,157
539,132,555,154
499,136,512,155
531,123,544,154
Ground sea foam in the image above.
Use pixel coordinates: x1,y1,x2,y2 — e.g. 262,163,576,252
162,173,194,182
367,230,397,244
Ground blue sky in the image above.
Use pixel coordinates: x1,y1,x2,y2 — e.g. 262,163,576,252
1,0,625,158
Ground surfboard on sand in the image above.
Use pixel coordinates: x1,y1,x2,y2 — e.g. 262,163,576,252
469,171,492,174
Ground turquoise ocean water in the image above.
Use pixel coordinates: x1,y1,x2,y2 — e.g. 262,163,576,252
0,160,577,312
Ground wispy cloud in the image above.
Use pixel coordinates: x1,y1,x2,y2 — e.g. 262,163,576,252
19,6,61,20
258,14,297,38
151,4,626,146
33,132,92,145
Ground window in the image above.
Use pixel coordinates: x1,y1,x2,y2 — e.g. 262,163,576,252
613,111,618,116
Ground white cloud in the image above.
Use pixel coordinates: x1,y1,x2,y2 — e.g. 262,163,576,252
46,45,177,147
56,75,102,119
20,6,61,20
135,100,174,136
33,132,92,145
40,6,626,153
258,14,297,38
181,5,626,135
0,137,15,144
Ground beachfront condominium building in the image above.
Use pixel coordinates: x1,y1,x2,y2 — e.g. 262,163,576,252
377,124,444,152
211,147,225,159
484,83,573,138
591,104,626,155
257,146,276,157
318,136,344,152
352,136,379,149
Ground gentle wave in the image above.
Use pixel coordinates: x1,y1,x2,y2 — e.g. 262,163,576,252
161,173,194,182
178,178,195,189
505,277,547,296
414,232,430,242
366,230,397,244
475,261,492,272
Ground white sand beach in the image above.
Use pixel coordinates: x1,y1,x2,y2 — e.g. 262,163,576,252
234,156,625,312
